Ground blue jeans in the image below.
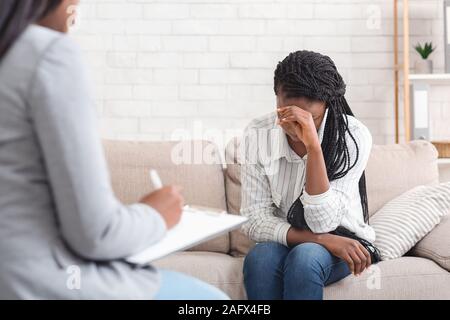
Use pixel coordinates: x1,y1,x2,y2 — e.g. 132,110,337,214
243,242,351,300
155,270,230,300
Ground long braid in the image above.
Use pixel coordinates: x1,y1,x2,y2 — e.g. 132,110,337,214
274,51,370,224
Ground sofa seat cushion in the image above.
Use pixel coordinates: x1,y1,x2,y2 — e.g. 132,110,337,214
103,140,230,254
154,253,449,300
153,251,246,300
324,257,450,300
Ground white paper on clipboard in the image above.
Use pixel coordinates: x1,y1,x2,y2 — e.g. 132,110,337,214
126,206,247,265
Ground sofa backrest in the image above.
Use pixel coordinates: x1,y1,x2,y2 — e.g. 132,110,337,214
103,140,229,254
224,138,440,256
364,140,439,215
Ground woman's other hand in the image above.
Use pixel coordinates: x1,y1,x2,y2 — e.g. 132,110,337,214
319,233,372,276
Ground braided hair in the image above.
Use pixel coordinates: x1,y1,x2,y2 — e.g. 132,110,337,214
274,50,369,224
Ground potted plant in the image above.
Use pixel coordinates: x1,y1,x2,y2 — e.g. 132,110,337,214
414,42,435,74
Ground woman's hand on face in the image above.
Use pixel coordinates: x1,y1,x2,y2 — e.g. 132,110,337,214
320,234,372,276
277,106,320,150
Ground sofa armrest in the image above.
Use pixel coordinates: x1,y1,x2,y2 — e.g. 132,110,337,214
411,213,450,271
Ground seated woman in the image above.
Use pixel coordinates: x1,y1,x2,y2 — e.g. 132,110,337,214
240,50,379,300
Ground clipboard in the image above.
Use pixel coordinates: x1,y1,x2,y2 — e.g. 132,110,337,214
125,206,248,265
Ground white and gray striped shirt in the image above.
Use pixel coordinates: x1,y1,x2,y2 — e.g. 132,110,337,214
240,109,376,246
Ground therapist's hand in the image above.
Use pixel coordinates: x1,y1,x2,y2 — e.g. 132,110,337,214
140,186,184,229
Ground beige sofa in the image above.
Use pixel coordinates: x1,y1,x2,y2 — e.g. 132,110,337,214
104,139,450,300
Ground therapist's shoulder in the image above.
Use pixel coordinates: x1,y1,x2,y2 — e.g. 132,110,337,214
34,27,83,65
13,25,78,61
5,25,82,75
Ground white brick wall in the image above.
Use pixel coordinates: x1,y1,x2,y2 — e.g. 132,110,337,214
73,0,450,146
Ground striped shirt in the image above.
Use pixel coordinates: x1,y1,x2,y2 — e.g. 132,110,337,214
239,109,376,246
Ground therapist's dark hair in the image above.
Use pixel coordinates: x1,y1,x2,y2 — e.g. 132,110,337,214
0,0,63,60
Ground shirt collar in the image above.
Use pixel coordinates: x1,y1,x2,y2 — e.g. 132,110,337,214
272,108,329,161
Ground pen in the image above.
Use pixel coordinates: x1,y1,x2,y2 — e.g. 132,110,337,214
149,169,163,189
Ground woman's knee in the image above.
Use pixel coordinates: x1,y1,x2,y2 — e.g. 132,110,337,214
243,242,289,274
284,242,329,273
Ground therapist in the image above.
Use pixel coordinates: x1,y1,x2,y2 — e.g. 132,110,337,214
0,0,228,300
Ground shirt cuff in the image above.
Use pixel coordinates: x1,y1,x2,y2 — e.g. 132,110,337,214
133,203,168,243
274,221,292,246
301,187,332,205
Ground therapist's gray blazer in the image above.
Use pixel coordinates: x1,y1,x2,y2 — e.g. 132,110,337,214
0,25,167,299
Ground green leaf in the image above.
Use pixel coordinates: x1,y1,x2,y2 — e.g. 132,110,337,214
414,42,436,59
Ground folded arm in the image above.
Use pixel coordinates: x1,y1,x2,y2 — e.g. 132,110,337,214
301,125,373,233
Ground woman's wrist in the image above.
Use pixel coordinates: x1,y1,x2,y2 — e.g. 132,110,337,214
305,140,322,153
287,227,333,248
315,233,334,248
286,227,297,247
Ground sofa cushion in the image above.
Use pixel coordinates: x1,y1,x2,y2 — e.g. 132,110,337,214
153,251,246,300
371,183,450,260
155,252,450,300
224,138,255,256
439,161,450,183
103,140,230,254
365,140,439,216
411,214,450,272
325,257,450,299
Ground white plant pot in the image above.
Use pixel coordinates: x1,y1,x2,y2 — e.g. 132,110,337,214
414,59,433,74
